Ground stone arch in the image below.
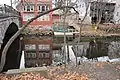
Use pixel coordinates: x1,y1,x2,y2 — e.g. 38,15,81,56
0,22,22,72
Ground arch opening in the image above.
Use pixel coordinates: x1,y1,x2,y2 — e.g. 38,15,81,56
0,22,23,72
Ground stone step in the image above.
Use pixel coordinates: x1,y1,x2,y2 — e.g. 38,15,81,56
5,67,48,78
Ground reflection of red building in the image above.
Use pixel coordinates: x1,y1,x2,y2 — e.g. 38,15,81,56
16,0,52,28
24,38,52,67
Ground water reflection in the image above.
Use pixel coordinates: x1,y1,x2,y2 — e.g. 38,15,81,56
24,36,120,67
86,39,108,59
108,41,120,59
72,39,120,62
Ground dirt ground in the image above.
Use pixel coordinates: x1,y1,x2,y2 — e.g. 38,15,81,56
49,62,120,80
0,62,119,80
73,62,120,80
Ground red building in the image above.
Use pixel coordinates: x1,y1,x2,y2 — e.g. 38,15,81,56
16,0,53,67
16,0,52,28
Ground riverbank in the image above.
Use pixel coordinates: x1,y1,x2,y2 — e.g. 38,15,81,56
75,24,120,37
0,61,120,80
49,61,120,80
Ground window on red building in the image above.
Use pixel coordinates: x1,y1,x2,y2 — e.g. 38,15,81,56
38,5,42,12
27,5,30,11
23,13,35,21
31,5,34,11
24,5,34,12
38,5,50,12
23,5,26,11
42,5,45,12
46,5,49,11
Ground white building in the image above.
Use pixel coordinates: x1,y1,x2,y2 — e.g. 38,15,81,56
91,0,116,3
113,0,120,24
76,0,91,24
76,0,116,24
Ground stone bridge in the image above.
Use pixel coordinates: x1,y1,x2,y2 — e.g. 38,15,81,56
0,4,22,72
0,4,20,47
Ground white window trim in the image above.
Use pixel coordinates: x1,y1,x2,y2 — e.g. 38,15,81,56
38,5,50,12
23,14,35,21
23,5,34,12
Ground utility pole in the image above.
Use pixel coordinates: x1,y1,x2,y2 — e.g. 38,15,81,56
63,9,67,67
63,0,69,67
10,0,13,7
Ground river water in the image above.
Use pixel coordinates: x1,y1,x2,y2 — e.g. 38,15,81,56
53,36,120,64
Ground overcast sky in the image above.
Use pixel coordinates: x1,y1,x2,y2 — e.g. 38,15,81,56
1,0,11,5
0,0,16,6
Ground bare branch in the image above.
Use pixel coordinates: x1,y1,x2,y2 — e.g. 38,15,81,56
0,5,77,72
81,1,90,23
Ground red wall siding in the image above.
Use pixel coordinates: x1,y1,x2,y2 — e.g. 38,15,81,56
17,0,52,28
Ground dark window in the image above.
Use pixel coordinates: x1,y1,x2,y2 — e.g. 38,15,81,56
43,53,45,58
39,53,49,58
30,53,32,58
31,5,33,11
24,6,26,11
42,6,45,12
27,5,30,11
26,52,36,59
39,6,41,10
46,5,49,11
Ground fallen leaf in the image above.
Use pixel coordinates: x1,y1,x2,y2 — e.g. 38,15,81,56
116,65,120,70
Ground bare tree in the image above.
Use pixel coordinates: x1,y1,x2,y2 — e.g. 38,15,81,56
55,0,92,66
75,0,91,67
78,0,90,43
96,0,105,28
0,3,78,72
53,0,79,66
